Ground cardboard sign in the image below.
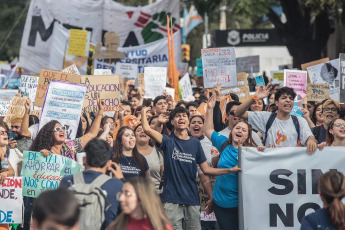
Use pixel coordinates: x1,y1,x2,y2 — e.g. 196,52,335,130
115,63,138,80
219,72,250,103
67,29,90,57
19,75,39,110
137,73,144,89
197,176,217,221
236,55,260,73
21,151,83,198
270,71,284,85
30,109,41,119
307,83,330,102
284,70,307,101
39,81,87,140
81,75,121,113
35,69,81,107
94,69,112,75
339,54,345,104
62,63,81,75
202,47,237,88
0,89,18,101
144,67,167,99
4,96,27,124
307,59,340,101
0,101,10,116
179,73,193,100
0,177,23,224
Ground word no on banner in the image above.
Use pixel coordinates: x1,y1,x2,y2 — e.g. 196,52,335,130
21,151,83,198
201,47,237,88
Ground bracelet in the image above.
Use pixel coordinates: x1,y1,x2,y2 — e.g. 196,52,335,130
250,95,260,102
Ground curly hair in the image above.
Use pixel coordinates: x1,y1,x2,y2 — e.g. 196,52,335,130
30,120,60,152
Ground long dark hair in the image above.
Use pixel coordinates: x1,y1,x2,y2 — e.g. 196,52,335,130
30,120,60,151
311,103,322,125
112,126,146,177
319,171,345,230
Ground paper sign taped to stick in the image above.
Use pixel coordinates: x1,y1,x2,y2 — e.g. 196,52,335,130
68,29,90,57
21,151,83,198
115,63,138,80
0,177,23,224
35,69,81,107
179,73,193,100
4,96,27,124
0,101,11,116
284,70,307,101
144,67,167,99
307,83,330,102
39,81,87,140
201,47,237,88
81,75,121,113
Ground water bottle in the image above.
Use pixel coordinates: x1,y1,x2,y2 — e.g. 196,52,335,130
1,153,9,172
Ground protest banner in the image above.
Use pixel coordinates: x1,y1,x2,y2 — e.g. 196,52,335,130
307,83,330,102
20,75,39,110
35,69,81,107
179,73,193,100
94,69,112,75
0,101,11,116
0,177,23,224
284,70,307,101
115,63,138,80
0,89,18,101
4,96,27,124
68,29,90,57
301,57,329,83
270,71,284,85
62,63,80,75
236,55,260,73
80,75,121,113
307,59,340,101
339,53,345,103
239,147,345,230
196,176,217,222
21,151,83,198
39,81,87,140
144,67,167,99
201,47,237,88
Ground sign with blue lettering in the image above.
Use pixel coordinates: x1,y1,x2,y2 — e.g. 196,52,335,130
0,177,23,224
21,151,83,198
39,81,87,140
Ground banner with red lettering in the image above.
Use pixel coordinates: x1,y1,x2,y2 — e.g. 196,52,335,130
0,177,23,224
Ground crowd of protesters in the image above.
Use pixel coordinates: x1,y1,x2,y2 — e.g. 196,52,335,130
0,79,345,230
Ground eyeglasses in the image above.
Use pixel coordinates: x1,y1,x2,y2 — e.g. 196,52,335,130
0,130,9,136
333,123,345,128
53,126,66,132
116,191,136,200
323,107,338,112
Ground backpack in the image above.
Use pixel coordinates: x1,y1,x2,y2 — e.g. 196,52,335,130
69,172,111,230
263,113,300,146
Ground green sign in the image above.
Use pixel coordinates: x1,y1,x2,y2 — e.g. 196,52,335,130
21,151,83,198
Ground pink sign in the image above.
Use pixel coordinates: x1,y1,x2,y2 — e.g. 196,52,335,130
284,70,307,101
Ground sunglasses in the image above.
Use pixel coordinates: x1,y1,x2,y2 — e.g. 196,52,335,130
53,126,66,132
0,130,9,136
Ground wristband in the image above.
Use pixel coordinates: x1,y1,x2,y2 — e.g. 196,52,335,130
250,95,260,102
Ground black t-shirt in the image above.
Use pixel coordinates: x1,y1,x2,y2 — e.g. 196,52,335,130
120,155,149,179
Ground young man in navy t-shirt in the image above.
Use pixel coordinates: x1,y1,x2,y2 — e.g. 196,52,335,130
141,106,241,230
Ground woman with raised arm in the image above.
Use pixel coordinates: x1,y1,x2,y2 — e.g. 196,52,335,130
203,93,258,230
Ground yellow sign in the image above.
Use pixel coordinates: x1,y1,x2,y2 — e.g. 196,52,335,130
68,29,89,56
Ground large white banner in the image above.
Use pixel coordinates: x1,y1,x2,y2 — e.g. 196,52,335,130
239,147,345,230
0,177,23,224
39,81,87,140
19,0,181,74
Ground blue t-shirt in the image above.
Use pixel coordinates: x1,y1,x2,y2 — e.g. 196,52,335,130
159,134,206,205
60,170,123,228
211,131,239,208
301,208,336,230
120,155,149,179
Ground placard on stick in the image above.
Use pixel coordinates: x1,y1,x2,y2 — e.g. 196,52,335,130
307,83,330,102
284,70,307,101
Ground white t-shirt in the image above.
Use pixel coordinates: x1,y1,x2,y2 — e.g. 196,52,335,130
248,111,313,147
28,124,39,140
8,148,23,176
218,126,263,146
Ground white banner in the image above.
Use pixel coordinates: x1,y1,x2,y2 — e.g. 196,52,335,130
0,177,23,224
201,47,237,88
39,81,87,140
144,67,167,99
19,0,180,74
239,147,345,230
179,73,193,100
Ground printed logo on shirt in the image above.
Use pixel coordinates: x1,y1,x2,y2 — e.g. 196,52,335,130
172,147,195,163
275,131,286,145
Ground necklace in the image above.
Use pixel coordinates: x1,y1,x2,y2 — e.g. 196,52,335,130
123,155,132,165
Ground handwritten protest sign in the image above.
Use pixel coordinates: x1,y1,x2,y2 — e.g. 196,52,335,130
236,55,260,73
201,47,237,88
0,89,18,101
35,69,81,107
94,69,112,75
339,54,345,103
270,71,284,85
0,101,10,116
20,75,39,110
307,59,340,101
21,151,83,198
301,57,329,83
179,73,193,100
307,83,330,102
68,29,90,57
0,177,23,224
115,63,138,80
81,75,121,113
219,72,250,103
39,81,86,140
62,63,80,75
284,70,307,101
4,96,27,124
144,67,167,99
197,176,217,221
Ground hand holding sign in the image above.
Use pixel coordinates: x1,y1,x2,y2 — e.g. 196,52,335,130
25,98,31,113
213,83,221,99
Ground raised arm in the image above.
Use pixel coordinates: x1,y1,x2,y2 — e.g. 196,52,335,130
141,107,163,144
234,84,272,119
204,93,216,140
80,99,104,148
20,99,32,138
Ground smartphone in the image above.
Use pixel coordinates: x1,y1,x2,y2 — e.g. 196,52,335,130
255,75,265,87
8,131,15,140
